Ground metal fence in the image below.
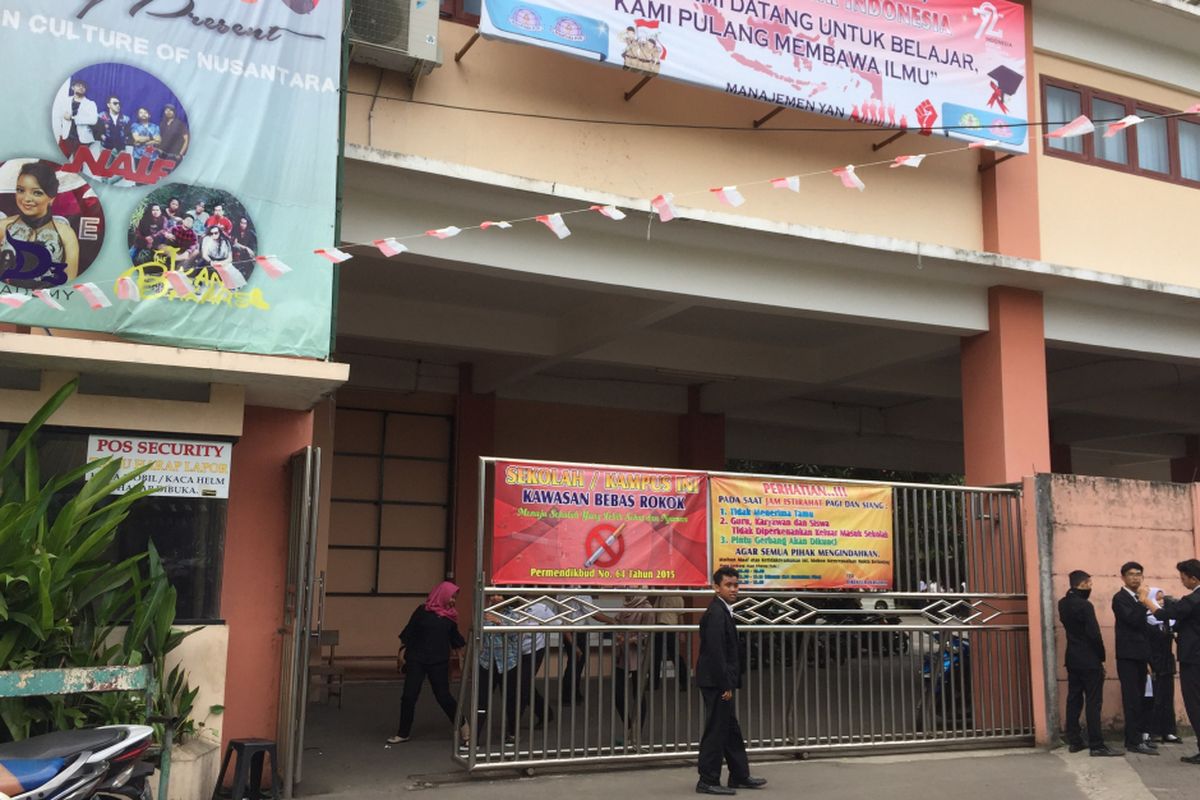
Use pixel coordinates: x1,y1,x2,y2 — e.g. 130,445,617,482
452,481,1032,772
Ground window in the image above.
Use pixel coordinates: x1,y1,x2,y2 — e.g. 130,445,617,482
1041,77,1200,188
441,0,480,24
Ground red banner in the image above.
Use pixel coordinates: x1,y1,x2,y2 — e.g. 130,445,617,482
491,460,710,586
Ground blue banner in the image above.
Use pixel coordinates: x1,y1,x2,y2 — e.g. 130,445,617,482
0,0,342,358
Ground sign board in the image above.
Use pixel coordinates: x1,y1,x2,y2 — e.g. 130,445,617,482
710,475,894,589
481,0,1030,151
88,435,232,498
492,460,710,586
0,1,343,357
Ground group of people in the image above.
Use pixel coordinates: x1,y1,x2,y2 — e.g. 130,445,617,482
130,198,256,272
54,78,190,168
1059,559,1200,762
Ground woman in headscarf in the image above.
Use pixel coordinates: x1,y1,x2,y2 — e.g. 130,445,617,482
390,581,468,744
1143,587,1184,744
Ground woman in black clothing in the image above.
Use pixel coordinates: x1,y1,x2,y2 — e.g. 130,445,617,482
389,581,468,744
1144,587,1184,744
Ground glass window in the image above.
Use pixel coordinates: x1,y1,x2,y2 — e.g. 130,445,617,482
1046,86,1083,154
1092,98,1128,165
1135,111,1169,173
1181,120,1200,183
464,0,481,14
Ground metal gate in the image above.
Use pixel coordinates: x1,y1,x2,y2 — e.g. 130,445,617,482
453,474,1032,771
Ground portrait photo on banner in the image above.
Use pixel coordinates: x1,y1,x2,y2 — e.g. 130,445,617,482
51,63,191,187
127,183,258,284
0,158,105,291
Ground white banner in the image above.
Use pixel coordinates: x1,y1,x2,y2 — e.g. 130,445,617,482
87,435,232,498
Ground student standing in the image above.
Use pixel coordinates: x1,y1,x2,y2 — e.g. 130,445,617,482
1142,586,1183,745
1139,559,1200,764
1059,570,1121,756
1112,562,1158,755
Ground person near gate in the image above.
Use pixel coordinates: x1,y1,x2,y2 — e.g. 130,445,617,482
695,566,767,795
1138,559,1200,764
1142,586,1183,745
1112,561,1158,755
1058,570,1121,756
390,581,470,745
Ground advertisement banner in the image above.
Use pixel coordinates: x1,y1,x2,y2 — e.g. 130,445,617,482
481,0,1029,151
87,435,232,498
710,475,893,589
492,460,710,586
0,1,342,357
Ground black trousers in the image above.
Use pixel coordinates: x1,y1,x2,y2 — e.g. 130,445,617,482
397,660,456,737
650,631,690,688
1064,667,1104,748
1142,672,1179,738
515,649,547,724
1180,663,1200,750
613,665,646,728
475,664,520,737
1116,658,1149,748
559,632,590,700
698,688,750,786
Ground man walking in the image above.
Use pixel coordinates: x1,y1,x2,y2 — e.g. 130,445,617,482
1139,559,1200,764
1059,570,1121,756
696,567,766,795
1113,561,1158,755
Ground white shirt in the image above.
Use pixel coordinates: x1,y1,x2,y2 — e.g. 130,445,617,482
518,601,553,654
720,598,735,617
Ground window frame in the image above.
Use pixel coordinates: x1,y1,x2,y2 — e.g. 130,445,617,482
440,0,480,26
1040,75,1200,190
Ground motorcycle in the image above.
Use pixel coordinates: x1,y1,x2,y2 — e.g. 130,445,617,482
0,724,155,800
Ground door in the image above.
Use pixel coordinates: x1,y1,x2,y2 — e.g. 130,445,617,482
278,446,321,797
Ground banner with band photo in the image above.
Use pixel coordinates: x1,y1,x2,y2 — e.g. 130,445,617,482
492,460,711,586
0,1,341,357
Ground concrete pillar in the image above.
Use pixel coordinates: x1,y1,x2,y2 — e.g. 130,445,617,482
961,286,1051,486
450,364,496,632
678,386,725,470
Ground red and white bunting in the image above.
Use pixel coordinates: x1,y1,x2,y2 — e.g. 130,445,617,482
314,247,352,263
891,154,927,169
651,193,678,222
536,213,571,239
833,165,865,191
74,283,111,309
255,255,292,278
0,294,31,309
480,220,512,230
426,226,462,239
591,205,627,221
1105,114,1144,138
212,264,247,291
116,276,141,301
33,289,63,311
1046,115,1095,139
373,237,408,256
710,186,746,207
165,271,195,297
770,175,800,192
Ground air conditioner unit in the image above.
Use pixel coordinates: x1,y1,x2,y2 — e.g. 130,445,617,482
348,0,442,78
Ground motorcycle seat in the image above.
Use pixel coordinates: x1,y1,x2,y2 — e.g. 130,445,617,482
0,758,66,794
0,728,124,759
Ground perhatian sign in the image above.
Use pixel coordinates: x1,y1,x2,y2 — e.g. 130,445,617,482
87,435,232,498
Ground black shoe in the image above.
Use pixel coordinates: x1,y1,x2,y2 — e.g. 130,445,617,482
1090,746,1122,757
1142,739,1159,749
696,781,736,795
1068,743,1087,753
1128,743,1160,755
1181,753,1200,765
729,777,767,789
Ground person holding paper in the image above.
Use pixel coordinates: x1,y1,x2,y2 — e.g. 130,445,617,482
1138,559,1200,764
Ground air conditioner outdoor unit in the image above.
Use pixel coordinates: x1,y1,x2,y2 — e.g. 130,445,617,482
348,0,442,78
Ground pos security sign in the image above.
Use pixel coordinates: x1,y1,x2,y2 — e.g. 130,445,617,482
87,435,232,498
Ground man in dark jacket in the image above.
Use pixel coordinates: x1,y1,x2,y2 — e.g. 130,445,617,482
1139,558,1200,764
1060,570,1121,756
1113,561,1158,755
695,567,766,795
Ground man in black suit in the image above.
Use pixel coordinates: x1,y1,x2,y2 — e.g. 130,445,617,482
1059,570,1121,756
696,567,766,795
1113,561,1158,755
1139,558,1200,764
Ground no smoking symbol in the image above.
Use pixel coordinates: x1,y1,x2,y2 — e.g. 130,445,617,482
584,524,625,568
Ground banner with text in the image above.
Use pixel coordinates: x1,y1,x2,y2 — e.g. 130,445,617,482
710,476,893,589
0,1,341,356
481,0,1029,151
492,460,710,586
87,435,232,498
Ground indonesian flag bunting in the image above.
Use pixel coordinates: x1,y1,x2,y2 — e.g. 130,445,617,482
591,205,627,220
212,264,247,291
480,221,512,230
426,226,462,239
255,255,292,278
116,276,141,301
1105,114,1143,137
891,154,927,168
32,290,63,311
314,247,352,263
373,237,408,256
536,213,571,239
73,282,111,309
0,294,32,309
165,271,195,297
710,186,746,207
635,17,659,29
1046,115,1095,139
833,165,865,191
651,193,678,222
770,176,800,192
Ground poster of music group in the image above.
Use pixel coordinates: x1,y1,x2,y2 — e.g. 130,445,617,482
491,460,895,589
